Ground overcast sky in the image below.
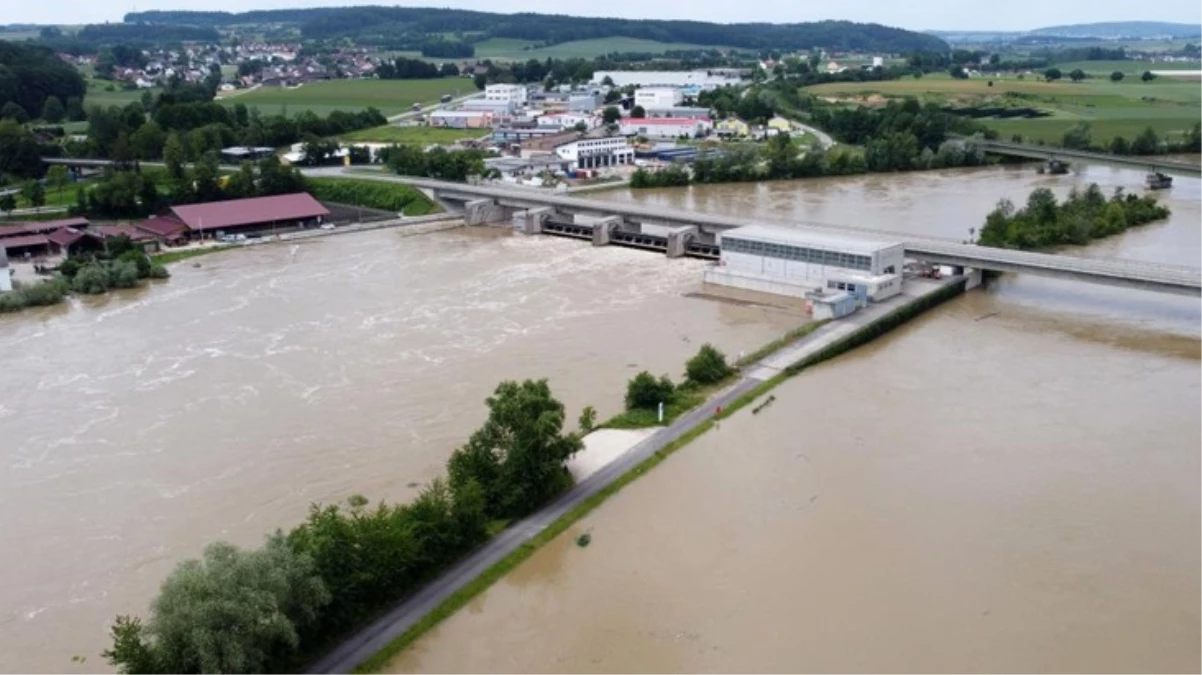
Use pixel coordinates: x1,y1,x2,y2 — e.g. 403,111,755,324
8,0,1201,31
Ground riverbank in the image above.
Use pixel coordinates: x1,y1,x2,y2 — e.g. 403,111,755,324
317,274,966,674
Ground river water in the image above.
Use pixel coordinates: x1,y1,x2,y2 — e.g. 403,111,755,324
384,165,1201,673
0,228,798,672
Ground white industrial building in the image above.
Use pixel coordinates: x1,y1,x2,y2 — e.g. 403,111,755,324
484,83,528,106
428,110,492,129
592,70,743,89
620,116,713,139
537,112,599,130
634,87,683,109
705,225,904,304
554,136,635,169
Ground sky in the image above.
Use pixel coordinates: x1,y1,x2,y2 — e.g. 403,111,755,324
6,0,1201,31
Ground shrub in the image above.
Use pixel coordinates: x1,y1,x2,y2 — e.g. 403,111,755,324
624,371,676,410
578,405,597,433
72,263,110,294
118,249,152,278
108,260,141,289
685,343,733,385
148,264,170,279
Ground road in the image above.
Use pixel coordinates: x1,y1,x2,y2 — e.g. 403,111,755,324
307,372,766,673
385,92,484,123
794,121,835,149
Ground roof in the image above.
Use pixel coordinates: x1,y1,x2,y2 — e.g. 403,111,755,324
0,217,90,238
47,228,90,247
168,193,330,231
720,225,902,255
138,215,191,237
1,234,51,250
621,117,711,125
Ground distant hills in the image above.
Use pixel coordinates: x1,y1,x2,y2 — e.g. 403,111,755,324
121,7,949,54
931,21,1201,43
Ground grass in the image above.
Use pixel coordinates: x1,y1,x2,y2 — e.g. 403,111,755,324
509,37,731,60
220,79,471,117
82,77,157,109
306,177,439,216
339,125,490,145
1052,59,1202,76
471,37,540,59
151,246,234,265
600,381,715,430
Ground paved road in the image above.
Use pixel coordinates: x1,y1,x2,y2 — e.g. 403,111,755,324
385,92,484,123
793,121,835,149
306,372,765,673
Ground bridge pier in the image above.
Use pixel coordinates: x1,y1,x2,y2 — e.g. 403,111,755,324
513,207,554,235
464,198,505,226
591,216,622,247
665,225,698,258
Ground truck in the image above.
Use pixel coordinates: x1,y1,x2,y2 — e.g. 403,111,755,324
411,103,422,112
440,94,452,104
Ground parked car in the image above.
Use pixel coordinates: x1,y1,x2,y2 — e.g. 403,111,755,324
319,223,335,230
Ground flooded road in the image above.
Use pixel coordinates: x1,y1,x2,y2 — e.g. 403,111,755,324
0,228,796,672
386,166,1201,673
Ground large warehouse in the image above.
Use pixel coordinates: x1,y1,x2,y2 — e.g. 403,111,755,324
705,225,904,303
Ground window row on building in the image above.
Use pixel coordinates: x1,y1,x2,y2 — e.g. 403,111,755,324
722,236,873,272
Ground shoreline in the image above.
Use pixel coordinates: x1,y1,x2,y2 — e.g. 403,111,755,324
312,274,968,674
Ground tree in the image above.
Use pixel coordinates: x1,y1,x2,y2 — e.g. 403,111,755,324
603,88,621,104
163,132,187,183
1130,126,1160,155
0,120,43,179
601,75,614,86
573,121,588,133
948,65,968,79
21,180,45,210
601,105,621,125
1110,70,1124,82
46,165,69,197
624,371,675,410
41,96,65,123
1141,70,1156,82
0,193,15,215
630,105,646,119
578,406,597,433
1060,122,1093,150
130,121,167,160
191,152,223,202
1044,68,1062,81
685,344,733,385
0,101,28,122
1069,69,1086,82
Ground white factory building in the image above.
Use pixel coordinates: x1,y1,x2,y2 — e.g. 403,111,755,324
592,69,743,89
620,116,712,139
554,135,635,169
634,87,683,109
705,225,904,306
484,83,528,106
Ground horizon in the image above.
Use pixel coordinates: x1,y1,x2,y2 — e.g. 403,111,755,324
3,0,1200,33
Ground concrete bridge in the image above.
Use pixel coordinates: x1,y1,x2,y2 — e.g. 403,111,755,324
321,172,1201,297
974,140,1202,178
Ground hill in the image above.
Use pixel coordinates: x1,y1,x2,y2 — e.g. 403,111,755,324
122,7,949,54
1029,21,1201,39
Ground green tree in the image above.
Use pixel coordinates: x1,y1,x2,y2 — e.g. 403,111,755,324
41,96,66,123
21,180,45,209
573,121,588,133
1060,122,1093,150
603,89,621,104
1044,67,1062,81
1068,68,1086,82
192,152,222,202
0,120,43,179
163,132,187,182
1130,126,1160,154
601,105,621,125
1109,70,1125,82
948,65,968,79
0,101,28,122
72,264,111,294
226,161,258,198
624,371,675,410
46,165,70,198
630,105,646,119
0,193,14,215
764,132,797,179
1141,70,1156,82
578,405,597,433
685,343,733,385
130,122,167,160
102,616,160,674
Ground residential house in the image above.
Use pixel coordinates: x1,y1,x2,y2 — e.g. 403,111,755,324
715,117,750,137
767,116,795,134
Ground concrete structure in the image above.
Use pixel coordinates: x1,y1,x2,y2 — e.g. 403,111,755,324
591,70,742,89
484,83,528,106
707,225,904,302
459,99,516,115
537,112,599,130
644,106,713,120
635,87,683,109
620,117,712,139
568,93,601,112
805,289,857,319
485,156,572,183
975,139,1202,177
428,110,492,129
554,136,635,170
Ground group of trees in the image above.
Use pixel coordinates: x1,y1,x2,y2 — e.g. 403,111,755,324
469,57,596,91
0,41,87,123
1051,121,1202,156
58,234,170,294
383,144,492,182
978,184,1171,250
0,119,53,181
420,40,474,58
104,378,583,674
375,56,459,80
812,98,982,149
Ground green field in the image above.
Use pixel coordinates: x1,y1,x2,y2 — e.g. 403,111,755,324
219,79,469,117
340,125,490,144
82,78,158,109
1052,59,1202,76
806,71,1202,144
496,37,729,60
471,37,540,58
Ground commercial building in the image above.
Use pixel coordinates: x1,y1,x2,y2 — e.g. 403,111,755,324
484,83,528,106
592,70,742,89
634,87,683,109
568,93,601,112
705,225,904,304
537,112,599,130
554,135,635,170
460,99,516,116
428,110,492,129
620,116,713,139
644,106,713,120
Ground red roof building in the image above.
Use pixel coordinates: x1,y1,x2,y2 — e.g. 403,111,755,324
93,224,158,243
0,217,91,239
136,215,191,241
167,193,329,233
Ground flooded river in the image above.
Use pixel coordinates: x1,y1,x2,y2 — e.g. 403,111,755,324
385,165,1201,673
0,229,796,672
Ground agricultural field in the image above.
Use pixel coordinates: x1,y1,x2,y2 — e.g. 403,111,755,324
1052,59,1202,76
805,70,1201,144
339,125,490,144
82,78,158,109
497,37,730,60
217,78,469,117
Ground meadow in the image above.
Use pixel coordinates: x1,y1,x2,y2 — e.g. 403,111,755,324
339,125,490,144
387,36,732,62
82,77,158,109
217,79,469,117
805,67,1202,144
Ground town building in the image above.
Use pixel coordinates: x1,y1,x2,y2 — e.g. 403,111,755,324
767,116,795,134
429,110,493,129
634,87,683,109
567,93,601,112
643,106,712,120
705,225,904,304
592,70,743,89
166,193,329,237
619,117,713,140
460,99,516,116
485,156,572,183
553,136,635,170
536,112,599,130
493,125,566,144
715,117,750,137
484,83,528,106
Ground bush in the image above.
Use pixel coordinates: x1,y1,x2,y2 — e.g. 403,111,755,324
108,259,141,289
118,249,152,278
685,343,733,385
306,178,437,216
624,371,676,410
148,264,170,279
72,263,110,294
578,405,597,433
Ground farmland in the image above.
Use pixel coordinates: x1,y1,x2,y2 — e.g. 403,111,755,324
339,125,490,144
82,77,158,109
805,68,1202,144
217,79,469,117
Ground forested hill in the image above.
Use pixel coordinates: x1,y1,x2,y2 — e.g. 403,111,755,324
122,7,949,53
1029,21,1201,39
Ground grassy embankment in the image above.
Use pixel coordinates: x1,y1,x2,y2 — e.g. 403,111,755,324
217,79,468,117
150,246,235,265
306,177,440,216
352,280,967,673
805,65,1201,144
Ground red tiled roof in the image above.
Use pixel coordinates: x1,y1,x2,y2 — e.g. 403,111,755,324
622,117,711,124
0,218,90,238
168,193,330,232
1,234,51,250
94,225,157,242
137,215,191,238
46,228,88,247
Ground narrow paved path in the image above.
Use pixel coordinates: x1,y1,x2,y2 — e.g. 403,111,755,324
794,121,835,149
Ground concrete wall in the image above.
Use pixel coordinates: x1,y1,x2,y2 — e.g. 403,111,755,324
703,267,815,298
464,198,505,226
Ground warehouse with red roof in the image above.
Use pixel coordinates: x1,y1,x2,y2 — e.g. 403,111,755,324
165,193,329,235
